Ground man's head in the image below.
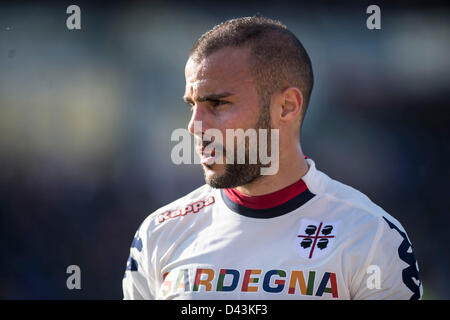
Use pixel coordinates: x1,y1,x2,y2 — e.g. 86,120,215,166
184,16,313,188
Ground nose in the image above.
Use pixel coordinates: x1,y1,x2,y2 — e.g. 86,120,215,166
188,105,209,137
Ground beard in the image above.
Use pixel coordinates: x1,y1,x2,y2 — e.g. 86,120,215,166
203,105,272,189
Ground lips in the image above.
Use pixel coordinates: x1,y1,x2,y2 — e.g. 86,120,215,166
197,144,217,165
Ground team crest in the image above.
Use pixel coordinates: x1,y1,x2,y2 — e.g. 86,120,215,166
295,219,339,260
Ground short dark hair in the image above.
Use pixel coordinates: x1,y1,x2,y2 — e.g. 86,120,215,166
190,16,314,125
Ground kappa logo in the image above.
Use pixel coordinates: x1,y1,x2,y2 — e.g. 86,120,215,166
295,219,339,260
157,196,215,223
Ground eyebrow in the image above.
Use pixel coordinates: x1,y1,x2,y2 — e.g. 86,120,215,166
183,91,235,104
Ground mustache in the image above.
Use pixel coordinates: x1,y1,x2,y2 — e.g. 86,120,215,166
195,135,224,151
194,137,226,159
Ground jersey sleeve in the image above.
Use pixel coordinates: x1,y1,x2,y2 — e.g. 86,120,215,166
122,223,156,300
350,216,423,300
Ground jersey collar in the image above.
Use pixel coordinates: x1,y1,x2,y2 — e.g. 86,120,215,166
220,178,315,219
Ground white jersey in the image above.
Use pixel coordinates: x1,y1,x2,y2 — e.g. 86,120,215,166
122,159,422,300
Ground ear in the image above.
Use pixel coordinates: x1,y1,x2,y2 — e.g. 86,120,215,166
279,87,303,124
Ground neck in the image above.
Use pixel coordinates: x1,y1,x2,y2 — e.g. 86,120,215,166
235,145,309,196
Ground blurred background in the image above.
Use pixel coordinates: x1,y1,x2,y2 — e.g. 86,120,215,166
0,0,449,299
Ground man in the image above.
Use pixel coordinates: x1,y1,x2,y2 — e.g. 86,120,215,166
123,16,422,300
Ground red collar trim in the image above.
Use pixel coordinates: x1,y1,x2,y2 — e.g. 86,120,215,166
223,179,308,210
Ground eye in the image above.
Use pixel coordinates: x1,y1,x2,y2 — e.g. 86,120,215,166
210,100,228,107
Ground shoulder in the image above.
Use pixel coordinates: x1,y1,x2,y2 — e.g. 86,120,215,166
303,159,408,236
135,184,216,236
306,160,393,216
123,185,216,283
